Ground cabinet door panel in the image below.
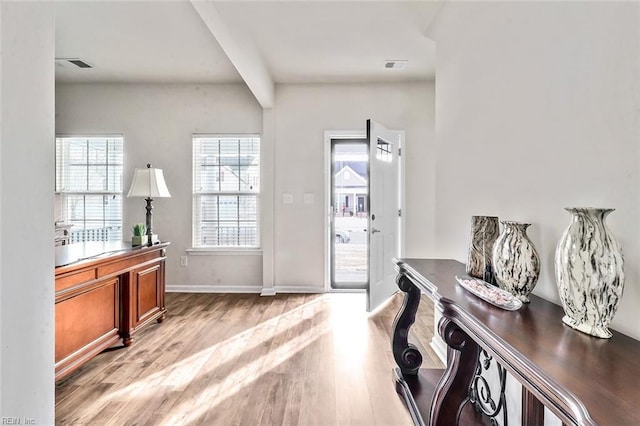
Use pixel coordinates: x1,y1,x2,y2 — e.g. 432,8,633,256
55,277,119,362
136,264,161,325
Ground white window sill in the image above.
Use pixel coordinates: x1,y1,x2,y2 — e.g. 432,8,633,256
186,248,263,256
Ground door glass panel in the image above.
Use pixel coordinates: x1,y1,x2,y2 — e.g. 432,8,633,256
332,141,368,287
376,138,392,162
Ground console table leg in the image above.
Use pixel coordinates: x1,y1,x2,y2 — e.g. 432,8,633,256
392,274,423,375
430,317,481,426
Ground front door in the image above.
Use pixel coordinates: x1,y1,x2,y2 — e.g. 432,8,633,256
367,119,402,312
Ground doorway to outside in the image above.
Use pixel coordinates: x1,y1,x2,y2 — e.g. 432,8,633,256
331,139,368,290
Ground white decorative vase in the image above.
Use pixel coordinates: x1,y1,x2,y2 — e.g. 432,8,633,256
555,207,624,339
492,221,540,303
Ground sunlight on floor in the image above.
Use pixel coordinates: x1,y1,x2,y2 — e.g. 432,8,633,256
56,293,430,426
163,318,331,425
329,293,370,371
73,296,326,419
56,292,414,425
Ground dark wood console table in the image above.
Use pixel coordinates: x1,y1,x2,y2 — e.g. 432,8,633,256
55,241,169,380
392,258,640,426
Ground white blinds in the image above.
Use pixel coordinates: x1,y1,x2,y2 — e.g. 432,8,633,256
193,136,260,248
55,136,124,242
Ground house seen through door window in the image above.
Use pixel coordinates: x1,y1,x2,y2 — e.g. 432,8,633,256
332,140,368,288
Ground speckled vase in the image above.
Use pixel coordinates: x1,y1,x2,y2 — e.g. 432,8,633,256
466,216,500,285
555,208,624,339
492,221,540,303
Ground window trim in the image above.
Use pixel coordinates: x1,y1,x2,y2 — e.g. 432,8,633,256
185,247,263,256
55,134,124,243
192,133,261,249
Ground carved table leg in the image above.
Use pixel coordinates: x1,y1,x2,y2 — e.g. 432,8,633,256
430,317,481,426
392,274,423,375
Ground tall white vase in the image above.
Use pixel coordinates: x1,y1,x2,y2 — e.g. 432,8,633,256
555,207,624,339
492,221,540,303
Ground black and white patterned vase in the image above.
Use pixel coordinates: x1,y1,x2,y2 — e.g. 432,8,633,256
555,208,624,339
466,216,500,285
492,221,540,303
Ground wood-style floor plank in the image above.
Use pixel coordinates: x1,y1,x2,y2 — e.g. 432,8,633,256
56,292,442,425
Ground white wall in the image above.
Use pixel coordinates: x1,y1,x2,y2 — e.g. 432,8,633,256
0,2,55,422
55,83,264,290
431,2,640,339
273,82,436,290
56,81,436,293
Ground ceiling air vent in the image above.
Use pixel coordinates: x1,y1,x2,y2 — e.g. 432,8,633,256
55,58,93,69
384,60,407,70
68,59,93,68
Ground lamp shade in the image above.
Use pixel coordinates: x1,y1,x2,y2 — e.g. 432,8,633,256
127,164,171,198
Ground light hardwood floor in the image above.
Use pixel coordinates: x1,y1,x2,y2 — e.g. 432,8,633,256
56,292,443,425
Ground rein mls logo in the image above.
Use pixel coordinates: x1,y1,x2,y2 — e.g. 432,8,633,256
1,418,35,425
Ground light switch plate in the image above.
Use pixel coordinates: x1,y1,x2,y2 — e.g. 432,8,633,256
282,193,294,204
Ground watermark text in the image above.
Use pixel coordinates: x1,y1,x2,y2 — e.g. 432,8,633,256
1,418,36,425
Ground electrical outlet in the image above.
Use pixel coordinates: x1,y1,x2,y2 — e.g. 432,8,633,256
180,256,188,267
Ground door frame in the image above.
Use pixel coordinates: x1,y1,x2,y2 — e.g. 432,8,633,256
330,137,368,290
323,129,406,294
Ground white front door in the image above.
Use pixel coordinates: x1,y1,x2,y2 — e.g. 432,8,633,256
367,119,402,312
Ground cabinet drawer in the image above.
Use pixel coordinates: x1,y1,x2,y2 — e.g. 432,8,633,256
97,250,163,277
55,269,97,293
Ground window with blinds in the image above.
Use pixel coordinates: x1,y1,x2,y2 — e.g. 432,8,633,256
193,135,260,248
55,136,124,243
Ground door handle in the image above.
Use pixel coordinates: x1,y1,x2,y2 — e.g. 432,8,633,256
371,228,381,234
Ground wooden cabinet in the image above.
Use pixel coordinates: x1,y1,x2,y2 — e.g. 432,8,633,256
55,241,169,381
55,276,121,379
120,260,166,346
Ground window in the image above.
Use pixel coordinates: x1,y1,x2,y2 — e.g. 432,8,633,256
193,135,260,248
376,138,392,162
55,136,124,243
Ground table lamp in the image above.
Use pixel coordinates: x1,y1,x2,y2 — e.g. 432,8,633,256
127,163,171,245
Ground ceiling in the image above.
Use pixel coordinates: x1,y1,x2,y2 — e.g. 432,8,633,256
55,1,440,86
55,1,243,83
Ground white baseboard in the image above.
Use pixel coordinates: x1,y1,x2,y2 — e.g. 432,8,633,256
430,335,447,365
166,284,262,293
328,288,366,293
167,284,325,294
274,285,324,294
